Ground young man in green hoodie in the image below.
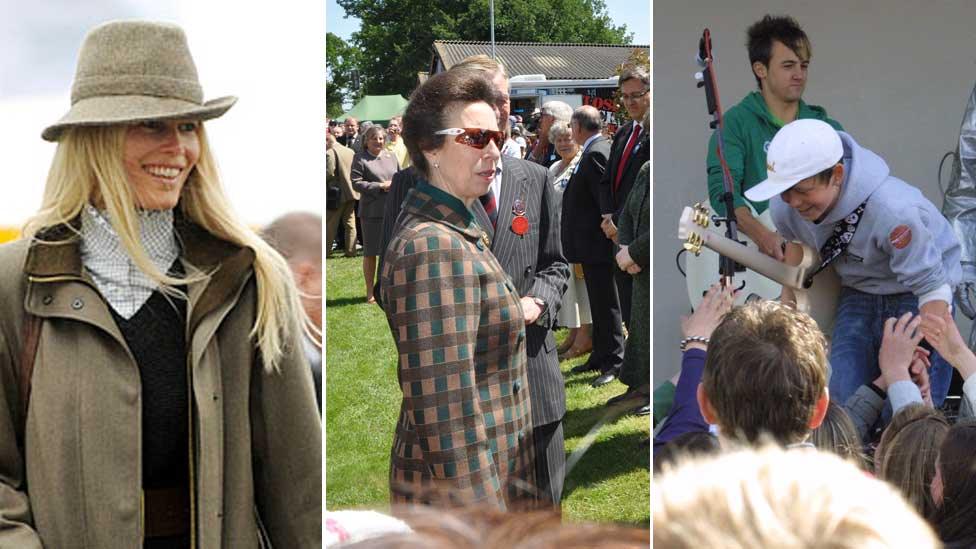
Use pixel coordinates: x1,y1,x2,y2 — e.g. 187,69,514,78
706,15,843,261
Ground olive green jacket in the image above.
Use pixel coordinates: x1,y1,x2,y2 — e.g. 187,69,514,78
0,221,321,548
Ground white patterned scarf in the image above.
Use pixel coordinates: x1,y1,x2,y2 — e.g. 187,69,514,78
80,205,180,318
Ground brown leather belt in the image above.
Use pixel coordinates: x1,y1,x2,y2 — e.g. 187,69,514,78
144,486,191,538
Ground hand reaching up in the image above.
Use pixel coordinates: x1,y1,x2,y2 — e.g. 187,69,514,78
921,309,976,380
878,312,923,388
681,283,735,347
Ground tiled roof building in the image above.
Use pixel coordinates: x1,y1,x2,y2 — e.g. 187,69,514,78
430,41,649,79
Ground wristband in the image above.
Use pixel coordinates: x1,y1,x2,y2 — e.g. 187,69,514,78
680,336,710,351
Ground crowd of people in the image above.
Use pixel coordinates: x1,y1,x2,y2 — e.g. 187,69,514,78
654,14,976,548
326,54,650,512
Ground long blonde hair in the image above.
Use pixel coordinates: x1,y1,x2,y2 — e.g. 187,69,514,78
24,124,306,373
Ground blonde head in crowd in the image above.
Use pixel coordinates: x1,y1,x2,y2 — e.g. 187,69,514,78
653,445,939,548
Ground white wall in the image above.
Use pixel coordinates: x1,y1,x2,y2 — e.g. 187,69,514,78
654,0,976,384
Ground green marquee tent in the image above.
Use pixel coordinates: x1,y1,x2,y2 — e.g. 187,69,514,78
335,95,409,125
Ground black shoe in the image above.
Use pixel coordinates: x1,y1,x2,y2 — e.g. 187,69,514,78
607,388,644,406
632,403,651,416
591,371,617,387
571,361,600,374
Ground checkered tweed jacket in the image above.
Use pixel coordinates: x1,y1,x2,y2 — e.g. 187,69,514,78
380,181,535,509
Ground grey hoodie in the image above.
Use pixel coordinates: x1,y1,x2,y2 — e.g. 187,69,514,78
771,132,961,299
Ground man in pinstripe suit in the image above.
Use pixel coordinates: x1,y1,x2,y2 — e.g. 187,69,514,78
378,56,570,504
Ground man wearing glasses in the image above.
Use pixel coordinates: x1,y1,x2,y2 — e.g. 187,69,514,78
597,64,650,386
705,15,842,262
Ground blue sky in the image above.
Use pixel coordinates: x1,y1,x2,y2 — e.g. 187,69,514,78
326,0,651,44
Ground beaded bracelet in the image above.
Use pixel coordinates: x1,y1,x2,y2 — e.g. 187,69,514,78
679,335,710,351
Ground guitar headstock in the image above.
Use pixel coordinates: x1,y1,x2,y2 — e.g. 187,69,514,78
678,203,711,255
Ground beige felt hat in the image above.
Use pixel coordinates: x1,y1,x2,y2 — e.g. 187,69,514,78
42,20,237,142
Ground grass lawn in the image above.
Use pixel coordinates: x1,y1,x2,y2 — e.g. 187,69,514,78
325,254,650,527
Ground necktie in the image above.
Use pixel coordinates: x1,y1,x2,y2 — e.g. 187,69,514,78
480,188,498,229
613,124,642,192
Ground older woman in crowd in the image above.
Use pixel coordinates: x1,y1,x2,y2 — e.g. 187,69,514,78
352,124,399,303
379,69,534,509
546,122,592,359
0,20,320,548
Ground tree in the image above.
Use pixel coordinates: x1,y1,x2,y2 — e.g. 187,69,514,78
326,33,361,118
336,0,634,98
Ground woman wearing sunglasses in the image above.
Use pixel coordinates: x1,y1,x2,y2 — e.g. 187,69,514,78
0,21,321,547
380,69,535,509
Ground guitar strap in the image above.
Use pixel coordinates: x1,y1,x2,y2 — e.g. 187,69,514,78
803,201,868,288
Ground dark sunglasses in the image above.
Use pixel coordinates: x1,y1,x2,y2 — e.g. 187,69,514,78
434,127,505,150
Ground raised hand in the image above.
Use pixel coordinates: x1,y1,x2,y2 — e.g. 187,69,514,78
681,283,735,343
878,312,923,387
921,309,976,380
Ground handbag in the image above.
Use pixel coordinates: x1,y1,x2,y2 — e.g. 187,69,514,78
327,185,341,211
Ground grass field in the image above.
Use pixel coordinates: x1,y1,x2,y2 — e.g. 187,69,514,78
325,254,650,526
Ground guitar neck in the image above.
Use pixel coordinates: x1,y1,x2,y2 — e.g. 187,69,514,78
679,209,811,290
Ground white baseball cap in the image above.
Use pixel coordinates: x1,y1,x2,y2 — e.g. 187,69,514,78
744,119,843,202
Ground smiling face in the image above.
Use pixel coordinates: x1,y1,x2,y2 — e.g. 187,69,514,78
779,165,843,222
425,101,500,203
123,119,200,210
365,130,385,156
756,40,809,104
554,130,578,160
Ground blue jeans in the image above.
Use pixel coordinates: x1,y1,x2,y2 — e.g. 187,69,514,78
829,287,952,407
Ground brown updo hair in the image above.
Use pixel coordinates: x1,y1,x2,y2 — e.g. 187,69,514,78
402,69,500,177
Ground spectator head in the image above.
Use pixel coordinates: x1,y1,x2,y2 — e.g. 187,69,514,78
618,63,650,121
363,124,386,156
747,15,811,95
402,69,500,180
549,122,578,162
653,445,939,548
539,100,573,135
344,116,359,136
261,212,323,333
875,404,949,521
347,506,649,548
387,116,402,139
450,55,510,131
570,106,602,146
698,301,829,445
810,400,867,470
932,420,976,545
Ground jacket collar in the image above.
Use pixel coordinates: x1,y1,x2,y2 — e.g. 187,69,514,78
403,180,484,242
25,209,256,335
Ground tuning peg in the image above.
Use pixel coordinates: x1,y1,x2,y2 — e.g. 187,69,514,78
692,204,710,227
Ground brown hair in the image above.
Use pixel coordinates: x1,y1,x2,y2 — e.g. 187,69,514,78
702,301,827,444
810,400,867,470
618,63,649,87
876,404,949,521
401,70,499,177
747,15,812,89
347,506,648,548
933,420,976,545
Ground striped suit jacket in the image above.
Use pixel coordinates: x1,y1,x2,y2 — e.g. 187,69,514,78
380,182,535,509
380,158,569,426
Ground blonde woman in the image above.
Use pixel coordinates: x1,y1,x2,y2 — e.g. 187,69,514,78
0,21,320,548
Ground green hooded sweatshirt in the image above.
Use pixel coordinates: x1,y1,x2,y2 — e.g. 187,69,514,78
706,91,843,216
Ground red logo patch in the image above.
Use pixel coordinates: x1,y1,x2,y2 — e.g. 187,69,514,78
889,225,912,249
